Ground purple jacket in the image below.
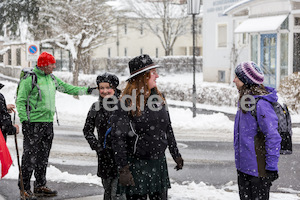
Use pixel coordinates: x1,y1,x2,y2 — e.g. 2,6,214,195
234,87,281,177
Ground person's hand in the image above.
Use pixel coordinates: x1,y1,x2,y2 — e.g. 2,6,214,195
119,165,135,186
87,87,97,94
13,124,19,134
174,157,184,171
7,104,16,113
266,170,279,182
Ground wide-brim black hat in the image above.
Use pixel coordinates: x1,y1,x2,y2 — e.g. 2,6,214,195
126,54,161,81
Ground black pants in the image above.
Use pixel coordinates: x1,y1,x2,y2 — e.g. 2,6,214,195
237,170,272,200
126,190,167,200
18,122,54,191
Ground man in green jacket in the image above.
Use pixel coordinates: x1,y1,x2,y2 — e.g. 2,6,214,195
16,52,93,199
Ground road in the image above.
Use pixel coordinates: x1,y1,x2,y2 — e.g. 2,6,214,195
1,126,300,199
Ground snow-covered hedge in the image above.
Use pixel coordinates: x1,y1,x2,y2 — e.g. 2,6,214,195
92,56,202,75
278,72,300,113
53,71,238,107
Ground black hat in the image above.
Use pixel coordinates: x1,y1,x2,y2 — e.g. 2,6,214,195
127,54,160,81
0,83,4,90
96,72,119,88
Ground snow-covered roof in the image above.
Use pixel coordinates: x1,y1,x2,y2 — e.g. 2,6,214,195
0,47,11,55
106,0,203,19
223,0,253,16
234,14,288,33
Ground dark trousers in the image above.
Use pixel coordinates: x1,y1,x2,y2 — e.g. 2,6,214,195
18,122,54,191
237,170,272,200
102,177,125,200
126,190,167,200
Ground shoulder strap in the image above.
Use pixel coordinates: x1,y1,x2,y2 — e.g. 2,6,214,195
250,97,263,133
50,74,58,89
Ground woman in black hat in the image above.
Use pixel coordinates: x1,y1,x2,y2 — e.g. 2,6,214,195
110,54,184,200
83,73,125,200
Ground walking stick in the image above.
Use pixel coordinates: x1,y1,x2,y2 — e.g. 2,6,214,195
13,112,25,200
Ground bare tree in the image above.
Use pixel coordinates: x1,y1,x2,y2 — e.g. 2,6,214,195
32,0,115,86
124,0,189,56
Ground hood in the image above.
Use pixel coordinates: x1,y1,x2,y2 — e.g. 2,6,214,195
253,86,278,103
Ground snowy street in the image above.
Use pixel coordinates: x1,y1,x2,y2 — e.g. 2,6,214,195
1,124,300,200
1,77,300,199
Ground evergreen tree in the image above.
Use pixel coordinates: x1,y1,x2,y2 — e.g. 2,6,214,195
0,0,39,37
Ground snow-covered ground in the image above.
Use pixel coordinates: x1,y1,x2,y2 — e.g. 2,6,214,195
1,73,300,199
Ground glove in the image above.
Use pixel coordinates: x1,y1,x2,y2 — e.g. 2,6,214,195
119,165,135,186
266,170,279,182
87,87,97,94
174,157,184,171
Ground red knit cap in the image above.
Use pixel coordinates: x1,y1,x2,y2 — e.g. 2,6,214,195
37,52,56,67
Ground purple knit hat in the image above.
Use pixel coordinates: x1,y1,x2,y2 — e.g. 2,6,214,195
235,61,264,85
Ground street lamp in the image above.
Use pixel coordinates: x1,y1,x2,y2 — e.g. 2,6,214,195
187,0,201,118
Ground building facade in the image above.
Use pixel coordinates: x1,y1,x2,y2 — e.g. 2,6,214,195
92,1,202,60
204,0,300,88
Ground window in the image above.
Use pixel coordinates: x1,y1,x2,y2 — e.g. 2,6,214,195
16,48,21,66
140,24,143,35
0,55,3,63
140,48,143,55
156,48,159,58
124,24,127,34
8,49,11,65
217,24,227,47
218,70,225,82
295,17,300,26
124,48,127,57
251,35,258,64
108,48,111,58
198,24,202,34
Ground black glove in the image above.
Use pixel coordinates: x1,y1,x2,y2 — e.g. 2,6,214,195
266,170,279,182
87,87,97,94
119,165,135,186
174,157,184,171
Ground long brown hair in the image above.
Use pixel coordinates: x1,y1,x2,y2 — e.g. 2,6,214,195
121,71,165,116
239,84,269,113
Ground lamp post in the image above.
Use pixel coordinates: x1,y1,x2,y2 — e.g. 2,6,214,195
187,0,201,118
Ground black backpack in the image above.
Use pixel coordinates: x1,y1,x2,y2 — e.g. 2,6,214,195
251,98,292,155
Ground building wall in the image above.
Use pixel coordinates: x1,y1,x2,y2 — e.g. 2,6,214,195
92,17,202,60
225,0,296,88
202,0,243,84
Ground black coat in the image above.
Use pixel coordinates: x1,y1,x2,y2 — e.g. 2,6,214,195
0,93,16,141
83,97,118,179
111,96,181,168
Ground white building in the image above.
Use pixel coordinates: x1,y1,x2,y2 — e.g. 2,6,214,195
92,0,202,59
203,0,300,88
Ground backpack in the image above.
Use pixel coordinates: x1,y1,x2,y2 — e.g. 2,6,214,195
251,98,292,155
16,67,60,125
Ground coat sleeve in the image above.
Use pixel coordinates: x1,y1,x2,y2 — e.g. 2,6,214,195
111,102,130,168
83,103,101,151
16,76,33,123
54,76,88,95
0,93,16,138
257,100,281,171
165,106,181,160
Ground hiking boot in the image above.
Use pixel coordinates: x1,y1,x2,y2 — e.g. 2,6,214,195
20,190,37,200
34,186,57,197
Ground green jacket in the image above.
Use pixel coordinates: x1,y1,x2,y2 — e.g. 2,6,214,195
16,67,88,123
